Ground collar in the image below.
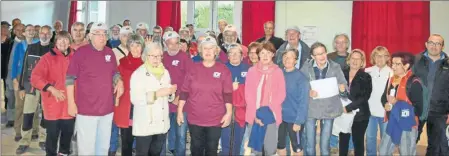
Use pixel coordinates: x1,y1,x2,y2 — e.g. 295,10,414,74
313,60,329,68
424,51,446,61
89,43,105,52
286,41,302,50
14,36,22,42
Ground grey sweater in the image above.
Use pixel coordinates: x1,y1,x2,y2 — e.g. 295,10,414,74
300,59,347,119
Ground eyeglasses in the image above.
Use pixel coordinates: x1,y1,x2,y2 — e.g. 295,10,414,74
427,41,443,47
148,55,162,59
92,33,108,37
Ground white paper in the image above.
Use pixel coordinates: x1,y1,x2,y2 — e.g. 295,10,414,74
301,26,318,47
332,98,357,135
310,77,338,99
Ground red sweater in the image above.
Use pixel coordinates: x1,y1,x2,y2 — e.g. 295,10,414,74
31,48,75,120
113,54,143,128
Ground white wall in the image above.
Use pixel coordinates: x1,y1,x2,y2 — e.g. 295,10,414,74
1,1,55,26
430,1,449,51
106,1,157,29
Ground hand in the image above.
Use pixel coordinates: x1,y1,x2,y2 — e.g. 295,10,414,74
177,112,184,126
343,107,347,113
233,78,239,91
13,79,19,91
48,87,66,102
68,102,77,117
310,90,318,98
172,96,180,105
221,113,232,128
384,103,392,111
170,84,178,94
387,95,397,105
114,79,124,98
255,118,264,126
145,35,153,45
19,90,25,100
292,124,301,132
156,87,172,97
446,114,449,124
339,84,346,93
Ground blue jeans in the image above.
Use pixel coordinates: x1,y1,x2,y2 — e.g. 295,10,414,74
330,135,354,149
240,123,250,155
366,116,386,156
305,118,333,156
109,123,120,152
221,122,246,155
167,112,188,156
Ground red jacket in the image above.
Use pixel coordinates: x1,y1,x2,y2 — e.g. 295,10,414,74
31,48,75,120
113,54,143,128
233,84,246,127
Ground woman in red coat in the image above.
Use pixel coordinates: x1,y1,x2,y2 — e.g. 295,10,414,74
113,33,144,156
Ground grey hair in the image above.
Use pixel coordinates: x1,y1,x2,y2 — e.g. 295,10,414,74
141,42,163,62
332,33,350,51
126,33,145,52
71,22,85,32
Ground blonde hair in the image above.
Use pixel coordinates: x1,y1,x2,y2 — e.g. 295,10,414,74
370,46,391,66
347,49,366,68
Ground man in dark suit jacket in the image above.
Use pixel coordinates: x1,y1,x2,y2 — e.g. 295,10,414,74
256,21,284,50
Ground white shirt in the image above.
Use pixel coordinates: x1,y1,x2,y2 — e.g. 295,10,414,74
365,65,393,117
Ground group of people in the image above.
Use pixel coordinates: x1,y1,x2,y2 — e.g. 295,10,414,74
1,17,448,156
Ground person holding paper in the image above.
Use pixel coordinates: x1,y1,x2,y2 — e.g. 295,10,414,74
339,49,372,156
276,48,309,156
299,42,347,156
244,42,286,155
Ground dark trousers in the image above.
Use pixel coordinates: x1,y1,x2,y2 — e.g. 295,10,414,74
45,118,75,156
339,120,369,156
135,134,166,156
188,124,221,156
121,127,135,156
426,116,449,156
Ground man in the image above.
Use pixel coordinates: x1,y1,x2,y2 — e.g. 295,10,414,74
136,22,149,38
179,27,191,42
86,22,94,35
255,21,284,50
164,26,174,33
11,24,40,142
34,25,41,39
412,34,448,155
220,24,248,58
123,19,131,27
162,31,192,156
217,19,240,47
107,25,121,48
5,23,25,128
66,22,124,155
15,25,53,154
10,18,22,39
50,20,63,43
70,22,89,50
152,25,163,44
112,26,133,65
2,21,12,80
186,24,196,42
275,26,311,69
327,33,351,70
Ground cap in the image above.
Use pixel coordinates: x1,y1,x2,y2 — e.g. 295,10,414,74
120,26,133,34
286,26,301,33
179,27,189,33
90,22,108,32
163,31,180,42
224,24,237,33
201,36,217,46
136,22,148,30
110,24,121,30
1,21,11,26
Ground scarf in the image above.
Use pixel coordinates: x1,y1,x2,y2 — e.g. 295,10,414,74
122,54,143,71
255,62,276,108
144,61,165,80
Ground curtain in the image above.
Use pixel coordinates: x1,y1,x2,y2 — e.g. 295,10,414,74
351,1,430,66
68,0,78,33
241,1,275,46
157,1,181,33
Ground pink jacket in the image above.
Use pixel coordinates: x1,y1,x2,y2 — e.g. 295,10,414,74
245,62,286,126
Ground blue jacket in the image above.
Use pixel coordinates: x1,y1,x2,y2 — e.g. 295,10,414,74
386,101,416,145
282,69,309,125
248,106,276,152
11,39,39,79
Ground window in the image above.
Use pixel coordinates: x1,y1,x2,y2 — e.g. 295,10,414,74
76,1,107,24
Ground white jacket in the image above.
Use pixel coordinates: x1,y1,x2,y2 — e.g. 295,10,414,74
130,66,171,136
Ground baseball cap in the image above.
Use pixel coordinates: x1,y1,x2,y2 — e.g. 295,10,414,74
286,26,301,33
120,26,133,34
1,21,11,26
224,24,237,33
136,22,148,30
201,36,217,46
90,22,108,32
163,31,180,42
179,27,189,32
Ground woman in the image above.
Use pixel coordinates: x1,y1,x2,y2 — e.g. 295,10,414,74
30,31,75,156
365,46,392,156
379,52,422,156
245,42,286,155
339,49,372,156
112,34,144,156
277,48,309,156
247,42,261,65
220,43,250,155
300,42,347,156
176,36,233,156
130,42,176,156
180,38,189,54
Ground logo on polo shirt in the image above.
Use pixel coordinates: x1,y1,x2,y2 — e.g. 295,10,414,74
213,72,221,78
172,60,179,66
105,55,111,62
241,72,247,77
168,33,172,37
401,109,410,117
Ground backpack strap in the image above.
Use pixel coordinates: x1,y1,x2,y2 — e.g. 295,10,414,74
116,47,127,56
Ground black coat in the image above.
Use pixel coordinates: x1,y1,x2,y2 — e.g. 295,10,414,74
343,68,372,121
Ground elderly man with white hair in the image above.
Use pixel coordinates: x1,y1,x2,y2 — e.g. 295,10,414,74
220,24,248,60
50,20,63,43
66,22,124,155
179,27,191,42
275,26,311,69
112,26,133,65
70,22,89,50
107,25,121,49
136,22,149,38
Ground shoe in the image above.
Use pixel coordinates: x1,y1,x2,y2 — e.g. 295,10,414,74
5,121,14,128
31,134,39,141
348,150,355,156
330,148,338,155
39,142,46,151
132,148,136,156
16,145,29,155
108,151,116,156
14,136,22,142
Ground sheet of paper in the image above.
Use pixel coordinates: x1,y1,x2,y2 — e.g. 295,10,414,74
310,77,338,99
301,26,318,47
